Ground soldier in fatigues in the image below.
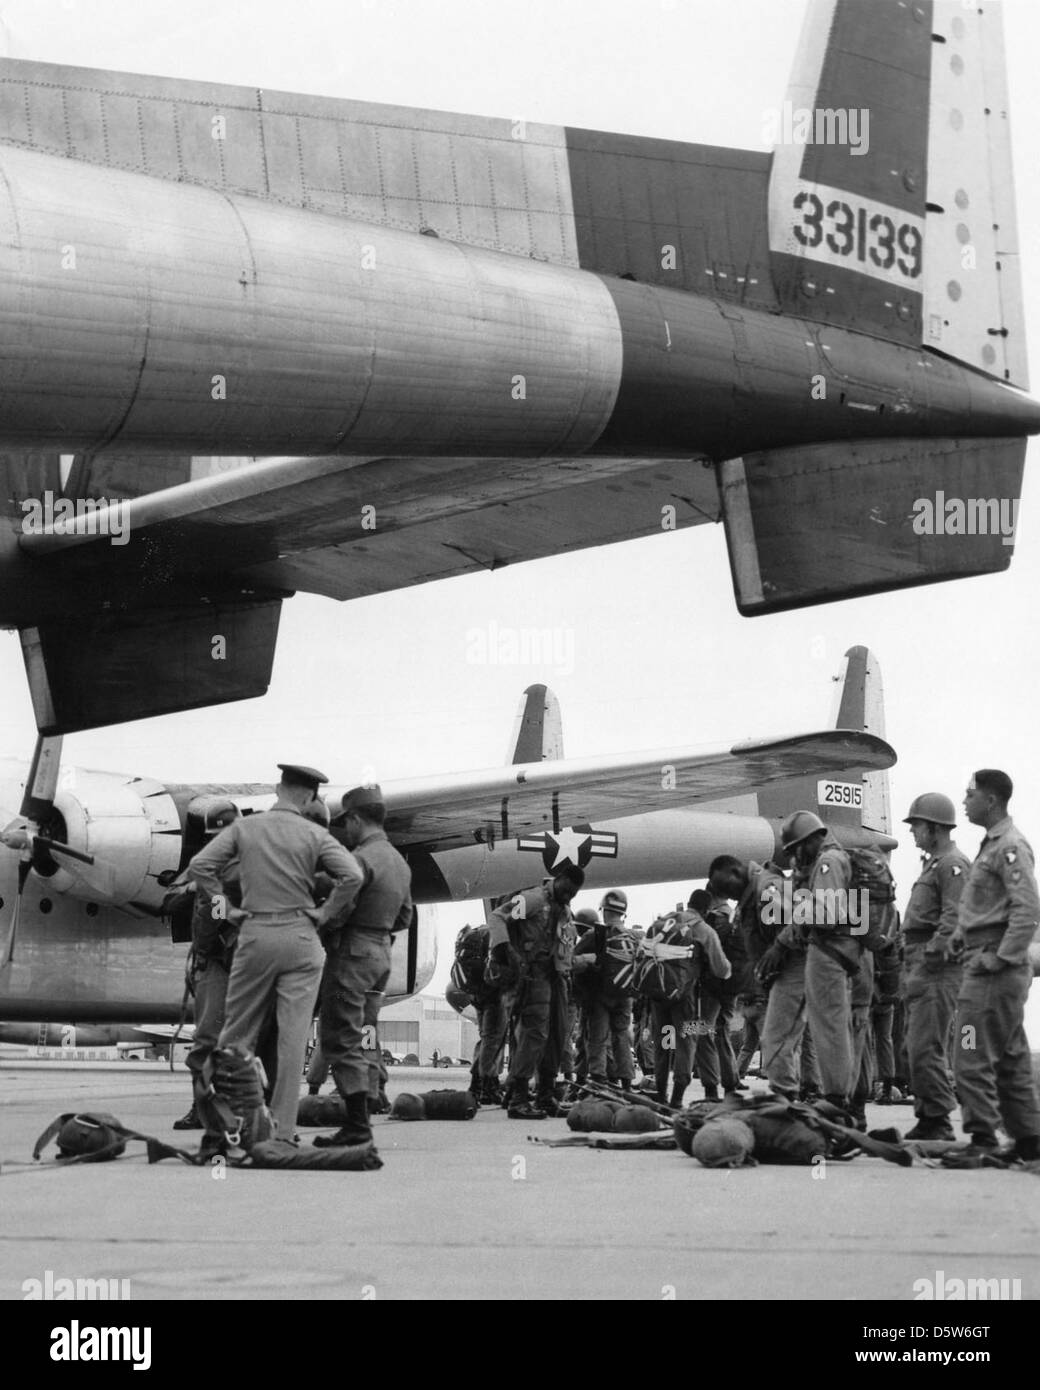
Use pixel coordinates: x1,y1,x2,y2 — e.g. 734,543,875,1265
945,770,1040,1166
189,765,363,1143
899,793,969,1141
689,888,745,1098
782,811,863,1114
647,902,731,1107
314,784,413,1148
709,854,801,1100
581,890,637,1090
169,800,242,1129
489,867,583,1120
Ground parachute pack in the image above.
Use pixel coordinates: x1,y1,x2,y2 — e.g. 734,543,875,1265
450,924,491,1000
630,913,700,1003
846,846,898,951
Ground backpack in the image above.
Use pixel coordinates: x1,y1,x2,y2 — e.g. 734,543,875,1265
450,925,491,999
846,847,898,951
631,913,699,1003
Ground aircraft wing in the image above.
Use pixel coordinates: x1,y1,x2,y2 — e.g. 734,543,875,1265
18,454,713,601
371,729,894,851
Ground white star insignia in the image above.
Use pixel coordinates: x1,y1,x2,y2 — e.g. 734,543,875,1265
547,826,589,869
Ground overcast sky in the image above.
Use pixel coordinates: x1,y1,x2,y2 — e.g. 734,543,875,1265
1,0,1038,1040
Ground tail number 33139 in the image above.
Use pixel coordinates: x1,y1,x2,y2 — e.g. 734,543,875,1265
792,192,922,279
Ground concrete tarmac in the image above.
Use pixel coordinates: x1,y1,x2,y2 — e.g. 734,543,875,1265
1,1061,1037,1302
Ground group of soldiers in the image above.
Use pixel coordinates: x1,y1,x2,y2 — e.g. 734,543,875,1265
460,768,1040,1165
171,763,412,1155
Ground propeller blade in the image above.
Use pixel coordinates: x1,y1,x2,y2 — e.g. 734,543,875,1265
20,734,64,822
1,860,32,969
32,835,95,867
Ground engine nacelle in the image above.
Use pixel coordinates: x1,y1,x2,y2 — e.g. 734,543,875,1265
33,771,182,910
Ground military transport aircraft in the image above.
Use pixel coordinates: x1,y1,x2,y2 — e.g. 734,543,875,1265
0,646,893,1025
0,0,1037,737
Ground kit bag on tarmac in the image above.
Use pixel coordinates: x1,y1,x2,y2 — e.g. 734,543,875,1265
846,847,898,951
631,913,699,1003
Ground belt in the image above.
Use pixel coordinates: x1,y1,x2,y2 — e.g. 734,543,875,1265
244,910,314,924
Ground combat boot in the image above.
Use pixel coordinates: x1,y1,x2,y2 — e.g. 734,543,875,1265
941,1136,1002,1169
173,1102,203,1130
313,1093,372,1147
904,1116,956,1142
507,1079,546,1120
670,1080,689,1108
995,1135,1040,1164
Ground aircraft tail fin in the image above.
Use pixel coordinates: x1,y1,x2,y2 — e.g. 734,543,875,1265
482,685,564,922
824,644,892,839
768,0,1028,388
755,644,894,848
505,684,564,765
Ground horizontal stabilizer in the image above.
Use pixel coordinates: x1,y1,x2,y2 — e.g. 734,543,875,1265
20,600,282,734
720,436,1025,615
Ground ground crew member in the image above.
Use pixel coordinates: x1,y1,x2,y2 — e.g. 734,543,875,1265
314,784,413,1148
647,896,731,1108
169,800,241,1129
945,770,1040,1166
582,890,636,1090
899,793,969,1141
189,766,363,1143
781,811,863,1114
708,854,803,1100
490,867,584,1119
689,887,745,1099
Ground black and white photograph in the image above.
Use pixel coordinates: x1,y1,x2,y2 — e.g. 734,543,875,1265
0,0,1038,1338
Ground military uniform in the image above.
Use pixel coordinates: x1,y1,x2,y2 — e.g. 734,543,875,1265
189,790,363,1139
801,838,863,1100
577,921,636,1085
184,870,242,1084
954,817,1040,1146
741,861,811,1099
902,845,969,1122
695,896,745,1094
490,884,577,1106
320,821,412,1102
647,910,731,1107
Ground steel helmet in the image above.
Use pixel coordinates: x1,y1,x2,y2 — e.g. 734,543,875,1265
390,1093,426,1121
574,908,600,926
691,1115,756,1168
203,799,240,835
600,889,628,914
780,810,827,851
903,793,956,828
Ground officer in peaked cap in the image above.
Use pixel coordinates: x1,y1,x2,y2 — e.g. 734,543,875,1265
277,764,330,793
314,783,413,1148
189,764,363,1147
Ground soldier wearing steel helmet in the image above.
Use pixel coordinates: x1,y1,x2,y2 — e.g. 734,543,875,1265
899,792,970,1141
944,769,1040,1167
780,810,865,1118
581,890,637,1091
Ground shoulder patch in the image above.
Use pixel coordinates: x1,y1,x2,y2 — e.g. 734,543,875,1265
1005,850,1018,865
951,865,962,876
819,863,830,875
